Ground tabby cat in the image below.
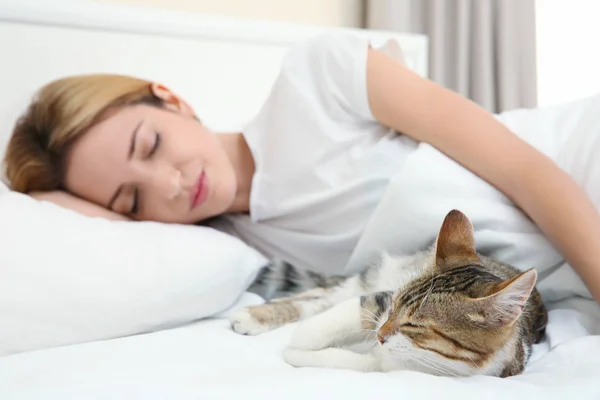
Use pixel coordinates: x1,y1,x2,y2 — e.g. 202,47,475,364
230,210,548,378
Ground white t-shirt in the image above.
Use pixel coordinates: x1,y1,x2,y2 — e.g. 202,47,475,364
214,32,418,275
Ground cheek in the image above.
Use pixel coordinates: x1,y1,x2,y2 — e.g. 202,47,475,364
386,333,448,367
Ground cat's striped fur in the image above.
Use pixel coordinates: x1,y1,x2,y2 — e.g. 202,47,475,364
231,210,548,377
247,259,346,301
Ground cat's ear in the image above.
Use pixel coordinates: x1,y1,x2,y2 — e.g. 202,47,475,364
434,209,480,272
470,268,538,329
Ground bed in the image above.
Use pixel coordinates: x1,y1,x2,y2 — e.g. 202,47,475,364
2,1,600,399
1,305,599,400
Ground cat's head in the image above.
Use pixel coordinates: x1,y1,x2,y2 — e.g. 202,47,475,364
377,209,537,376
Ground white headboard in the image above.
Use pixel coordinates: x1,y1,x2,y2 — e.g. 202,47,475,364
0,0,427,180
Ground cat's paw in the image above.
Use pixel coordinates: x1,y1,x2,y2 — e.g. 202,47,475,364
229,307,275,336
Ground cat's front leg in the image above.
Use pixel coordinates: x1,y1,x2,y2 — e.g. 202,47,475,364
230,287,332,336
286,297,372,351
230,279,360,336
283,348,380,372
283,293,393,372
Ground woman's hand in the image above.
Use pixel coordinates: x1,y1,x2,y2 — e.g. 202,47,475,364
365,46,600,303
29,190,131,221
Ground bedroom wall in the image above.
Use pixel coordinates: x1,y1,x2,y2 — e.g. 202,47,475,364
99,0,363,27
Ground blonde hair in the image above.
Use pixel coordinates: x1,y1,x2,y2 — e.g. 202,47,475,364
3,74,165,193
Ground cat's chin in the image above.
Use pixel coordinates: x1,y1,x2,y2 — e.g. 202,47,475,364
381,334,412,353
376,336,454,376
375,335,413,365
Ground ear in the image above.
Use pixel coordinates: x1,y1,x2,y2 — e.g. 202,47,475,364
434,209,480,272
471,268,538,329
150,82,196,118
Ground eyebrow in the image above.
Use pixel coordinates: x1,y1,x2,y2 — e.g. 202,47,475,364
107,120,143,210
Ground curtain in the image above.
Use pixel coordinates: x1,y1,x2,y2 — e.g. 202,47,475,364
364,0,538,113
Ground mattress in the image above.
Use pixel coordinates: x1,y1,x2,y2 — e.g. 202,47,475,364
2,297,600,400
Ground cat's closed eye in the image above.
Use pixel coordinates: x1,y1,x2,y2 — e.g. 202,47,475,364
399,322,424,328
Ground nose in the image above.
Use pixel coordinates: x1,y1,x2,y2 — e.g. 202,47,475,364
377,319,395,345
147,166,182,199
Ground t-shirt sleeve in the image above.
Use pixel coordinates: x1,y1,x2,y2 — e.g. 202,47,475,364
280,32,407,122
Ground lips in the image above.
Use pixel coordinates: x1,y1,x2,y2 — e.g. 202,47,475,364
191,171,209,209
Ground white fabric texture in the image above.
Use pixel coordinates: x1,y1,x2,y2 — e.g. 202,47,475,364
1,302,600,400
216,32,419,275
346,93,600,304
0,190,267,357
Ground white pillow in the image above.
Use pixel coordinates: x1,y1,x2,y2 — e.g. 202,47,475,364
0,190,267,357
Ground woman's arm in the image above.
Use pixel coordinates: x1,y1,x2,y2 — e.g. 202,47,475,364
29,191,131,221
365,47,600,302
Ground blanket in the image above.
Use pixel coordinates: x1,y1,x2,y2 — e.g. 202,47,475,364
1,295,600,400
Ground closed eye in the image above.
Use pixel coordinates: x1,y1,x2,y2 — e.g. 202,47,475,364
129,187,139,215
400,322,424,328
148,132,161,158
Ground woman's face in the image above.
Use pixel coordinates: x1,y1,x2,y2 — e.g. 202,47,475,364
63,85,237,224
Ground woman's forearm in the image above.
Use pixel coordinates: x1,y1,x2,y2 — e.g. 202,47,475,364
510,154,600,302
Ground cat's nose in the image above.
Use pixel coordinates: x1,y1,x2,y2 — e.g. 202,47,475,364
378,319,395,345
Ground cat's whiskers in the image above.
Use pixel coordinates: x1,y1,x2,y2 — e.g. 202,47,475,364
357,331,378,353
405,353,449,376
409,352,460,377
333,328,378,348
406,347,465,377
429,354,471,377
360,308,380,324
355,308,383,352
462,352,480,370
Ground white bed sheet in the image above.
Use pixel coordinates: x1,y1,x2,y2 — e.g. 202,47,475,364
2,297,600,400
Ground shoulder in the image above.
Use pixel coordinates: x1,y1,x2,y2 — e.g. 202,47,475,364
282,32,370,74
276,32,394,120
283,31,406,72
